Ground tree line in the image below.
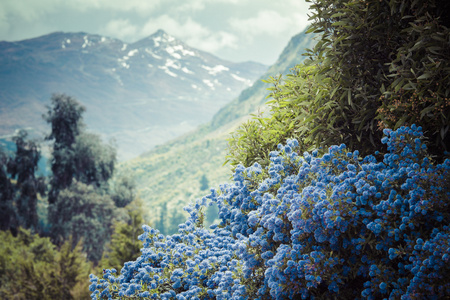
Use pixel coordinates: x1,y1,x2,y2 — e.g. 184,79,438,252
0,94,144,299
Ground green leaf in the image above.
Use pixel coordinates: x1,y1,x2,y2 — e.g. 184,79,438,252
394,115,409,129
417,73,431,80
420,106,435,118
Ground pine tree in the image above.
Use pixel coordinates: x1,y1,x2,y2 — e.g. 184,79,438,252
44,94,120,253
0,148,15,232
43,94,85,205
99,200,145,272
7,130,46,232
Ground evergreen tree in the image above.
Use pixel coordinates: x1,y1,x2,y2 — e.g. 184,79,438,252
110,175,135,208
72,132,116,189
0,149,15,232
49,181,124,261
99,200,145,272
44,94,120,252
43,94,85,204
7,130,46,232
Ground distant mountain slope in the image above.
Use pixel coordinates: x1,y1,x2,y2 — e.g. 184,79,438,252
118,30,318,233
0,30,267,159
210,30,317,130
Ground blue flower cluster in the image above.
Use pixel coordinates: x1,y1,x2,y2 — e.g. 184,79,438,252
89,125,450,299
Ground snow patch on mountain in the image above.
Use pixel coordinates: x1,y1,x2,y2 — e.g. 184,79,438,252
145,48,162,60
166,45,196,58
203,79,215,90
128,49,139,57
182,67,194,74
159,65,178,77
82,35,93,48
201,65,229,76
231,73,252,86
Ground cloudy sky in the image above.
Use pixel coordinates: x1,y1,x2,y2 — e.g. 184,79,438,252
0,0,311,65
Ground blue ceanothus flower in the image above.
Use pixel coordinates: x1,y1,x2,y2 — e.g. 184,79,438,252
90,125,450,299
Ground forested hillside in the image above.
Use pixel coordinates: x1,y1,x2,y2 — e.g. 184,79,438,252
91,0,450,299
0,95,147,298
117,29,318,234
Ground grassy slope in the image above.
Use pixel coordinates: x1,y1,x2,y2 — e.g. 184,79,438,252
117,30,318,232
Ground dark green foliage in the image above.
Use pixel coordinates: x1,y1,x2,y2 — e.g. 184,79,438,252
110,175,136,208
0,94,139,297
44,94,122,256
43,94,86,204
0,228,91,300
49,181,124,262
99,200,145,272
375,0,450,157
227,0,450,169
0,149,15,232
7,130,46,232
72,132,116,189
307,0,450,157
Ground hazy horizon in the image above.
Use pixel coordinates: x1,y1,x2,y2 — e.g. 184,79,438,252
0,0,311,65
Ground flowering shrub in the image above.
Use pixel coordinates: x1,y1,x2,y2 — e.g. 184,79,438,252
90,125,450,299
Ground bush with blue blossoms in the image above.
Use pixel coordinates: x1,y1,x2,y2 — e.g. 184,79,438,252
90,125,450,299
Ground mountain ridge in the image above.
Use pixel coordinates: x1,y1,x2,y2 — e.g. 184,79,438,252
0,30,267,159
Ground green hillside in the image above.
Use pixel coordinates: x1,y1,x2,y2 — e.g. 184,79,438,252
117,29,318,234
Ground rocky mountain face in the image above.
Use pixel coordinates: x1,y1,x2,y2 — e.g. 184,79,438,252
0,30,267,159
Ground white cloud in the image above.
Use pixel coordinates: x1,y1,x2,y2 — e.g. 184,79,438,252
229,10,302,38
187,31,238,53
69,0,162,14
0,11,9,36
102,19,138,41
175,0,244,11
284,0,311,10
0,0,61,22
0,0,161,21
231,11,287,36
141,15,208,39
141,15,238,53
173,0,206,12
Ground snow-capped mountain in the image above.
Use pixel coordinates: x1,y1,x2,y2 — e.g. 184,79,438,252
0,30,267,159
